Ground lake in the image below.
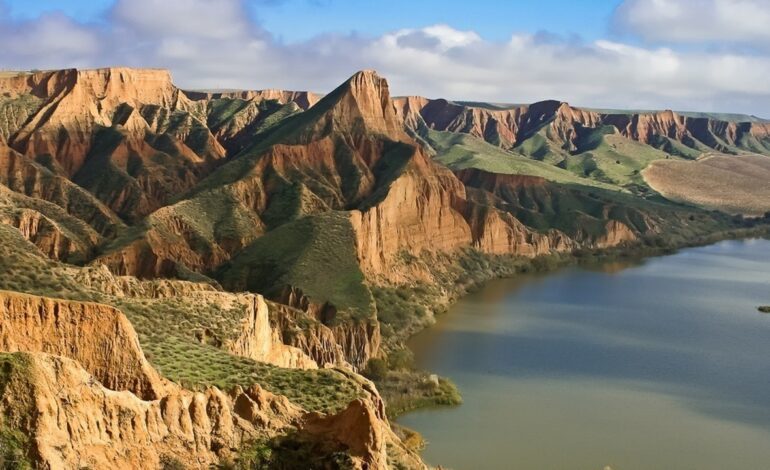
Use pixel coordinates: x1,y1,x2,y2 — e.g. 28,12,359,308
398,239,770,470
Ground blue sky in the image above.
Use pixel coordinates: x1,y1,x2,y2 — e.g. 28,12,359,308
3,0,619,43
2,0,770,115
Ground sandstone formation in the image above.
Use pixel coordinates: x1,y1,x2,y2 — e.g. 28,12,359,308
0,290,165,400
0,350,416,469
0,288,423,469
395,96,770,155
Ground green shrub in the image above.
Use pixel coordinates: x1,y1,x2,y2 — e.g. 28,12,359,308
362,358,388,381
387,348,414,371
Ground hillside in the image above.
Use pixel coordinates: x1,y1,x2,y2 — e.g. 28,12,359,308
396,96,770,207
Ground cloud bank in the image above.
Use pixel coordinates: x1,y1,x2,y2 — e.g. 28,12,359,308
1,0,769,116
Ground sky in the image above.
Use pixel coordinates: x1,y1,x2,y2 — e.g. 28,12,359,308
1,0,770,116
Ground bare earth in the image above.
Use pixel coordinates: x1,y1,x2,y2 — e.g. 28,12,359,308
643,153,770,216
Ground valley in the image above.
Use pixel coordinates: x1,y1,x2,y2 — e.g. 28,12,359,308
0,66,768,469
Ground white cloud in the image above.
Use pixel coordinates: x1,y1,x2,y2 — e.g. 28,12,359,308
0,12,99,69
112,0,252,40
614,0,770,45
1,0,770,116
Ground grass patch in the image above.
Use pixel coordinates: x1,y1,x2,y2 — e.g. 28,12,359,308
759,306,770,314
563,126,678,189
426,129,618,190
371,284,437,342
218,211,374,321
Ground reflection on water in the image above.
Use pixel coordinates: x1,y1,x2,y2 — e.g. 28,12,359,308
398,239,770,470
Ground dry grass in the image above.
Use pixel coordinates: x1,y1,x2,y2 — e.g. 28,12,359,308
643,153,770,216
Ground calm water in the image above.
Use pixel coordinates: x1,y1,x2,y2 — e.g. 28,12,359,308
398,239,770,470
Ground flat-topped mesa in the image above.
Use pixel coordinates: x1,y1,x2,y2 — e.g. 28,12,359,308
4,67,186,176
185,88,321,110
0,67,178,109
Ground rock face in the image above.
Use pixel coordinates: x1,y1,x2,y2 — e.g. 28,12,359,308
3,68,181,176
0,351,415,469
270,294,380,370
0,185,101,262
0,141,124,238
228,294,318,369
0,290,164,400
0,68,323,223
349,146,474,281
0,66,744,469
1,351,298,469
396,96,770,154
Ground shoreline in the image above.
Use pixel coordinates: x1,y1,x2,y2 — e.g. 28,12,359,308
378,224,770,424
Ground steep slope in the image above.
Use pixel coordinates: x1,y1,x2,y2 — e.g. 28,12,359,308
0,183,101,262
98,70,701,294
0,141,124,238
0,68,319,223
95,70,419,278
0,290,165,400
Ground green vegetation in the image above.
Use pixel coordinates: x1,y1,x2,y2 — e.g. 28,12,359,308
0,94,43,139
140,335,361,412
226,434,355,470
585,108,770,124
0,226,361,414
759,306,770,313
218,211,374,321
0,354,33,470
376,371,462,419
0,225,92,298
371,284,437,341
426,129,618,190
562,126,678,188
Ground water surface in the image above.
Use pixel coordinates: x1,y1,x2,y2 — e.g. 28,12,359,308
399,239,770,470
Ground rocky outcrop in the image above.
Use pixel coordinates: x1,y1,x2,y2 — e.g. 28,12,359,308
0,285,424,469
3,68,180,175
594,220,638,247
0,352,299,469
68,263,219,298
0,207,82,261
0,183,103,262
271,291,380,370
0,351,421,470
63,265,320,370
0,291,165,400
228,295,318,369
349,146,473,282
